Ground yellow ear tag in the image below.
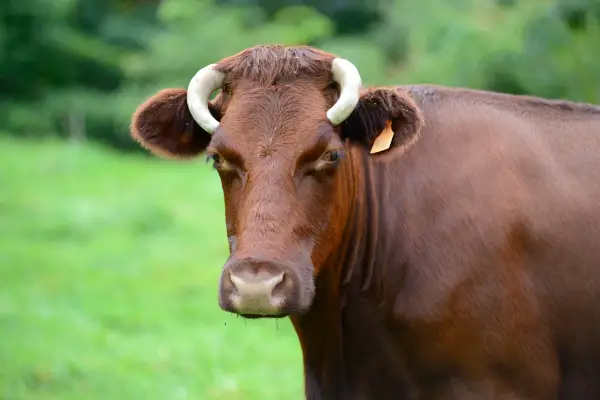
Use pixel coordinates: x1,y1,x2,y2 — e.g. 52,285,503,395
370,120,394,154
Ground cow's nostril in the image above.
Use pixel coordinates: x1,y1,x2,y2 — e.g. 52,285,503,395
270,273,290,299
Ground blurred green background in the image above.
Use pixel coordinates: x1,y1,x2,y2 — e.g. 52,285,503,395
1,0,599,398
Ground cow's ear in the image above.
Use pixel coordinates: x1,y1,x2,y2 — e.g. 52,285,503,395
339,88,424,155
130,88,222,159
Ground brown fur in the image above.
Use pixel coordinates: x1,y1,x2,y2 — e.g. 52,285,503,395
215,45,336,86
130,45,600,399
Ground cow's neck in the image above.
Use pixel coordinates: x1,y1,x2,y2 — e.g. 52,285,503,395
290,147,409,399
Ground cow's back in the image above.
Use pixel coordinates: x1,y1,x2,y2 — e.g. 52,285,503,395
380,85,600,399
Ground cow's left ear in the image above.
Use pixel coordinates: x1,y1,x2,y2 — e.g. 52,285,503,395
339,88,424,155
130,88,222,159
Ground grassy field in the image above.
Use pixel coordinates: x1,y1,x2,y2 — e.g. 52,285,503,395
0,136,303,399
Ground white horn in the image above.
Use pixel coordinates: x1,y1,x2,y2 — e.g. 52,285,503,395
326,58,362,126
186,64,226,134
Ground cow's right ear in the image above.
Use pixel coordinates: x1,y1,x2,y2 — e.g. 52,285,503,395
130,88,222,159
338,88,424,156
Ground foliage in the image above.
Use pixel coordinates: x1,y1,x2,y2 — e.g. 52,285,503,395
1,0,599,150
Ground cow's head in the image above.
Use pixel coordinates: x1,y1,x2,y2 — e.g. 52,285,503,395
131,45,423,318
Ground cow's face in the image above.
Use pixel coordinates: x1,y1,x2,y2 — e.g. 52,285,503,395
131,46,423,318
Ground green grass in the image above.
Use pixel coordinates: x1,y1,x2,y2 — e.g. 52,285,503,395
0,136,303,400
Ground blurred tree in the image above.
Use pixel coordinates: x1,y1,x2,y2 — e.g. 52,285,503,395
554,0,600,30
216,0,381,35
514,3,600,103
0,0,157,146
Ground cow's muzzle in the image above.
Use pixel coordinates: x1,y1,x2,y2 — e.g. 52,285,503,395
218,256,310,318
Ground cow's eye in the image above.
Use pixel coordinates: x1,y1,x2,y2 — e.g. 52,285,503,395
206,152,222,168
205,148,244,175
322,149,342,163
311,149,344,173
206,152,233,172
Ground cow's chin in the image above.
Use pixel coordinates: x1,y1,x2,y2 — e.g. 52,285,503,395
222,299,314,320
239,314,281,319
236,303,312,319
237,312,288,320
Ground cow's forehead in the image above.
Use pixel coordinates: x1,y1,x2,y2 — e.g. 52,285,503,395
215,83,334,154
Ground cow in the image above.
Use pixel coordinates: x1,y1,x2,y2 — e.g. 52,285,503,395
130,44,600,399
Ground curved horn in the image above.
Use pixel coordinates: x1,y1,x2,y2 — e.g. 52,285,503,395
326,58,362,126
186,64,226,134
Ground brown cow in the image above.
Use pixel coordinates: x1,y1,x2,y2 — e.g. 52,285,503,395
130,45,600,399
